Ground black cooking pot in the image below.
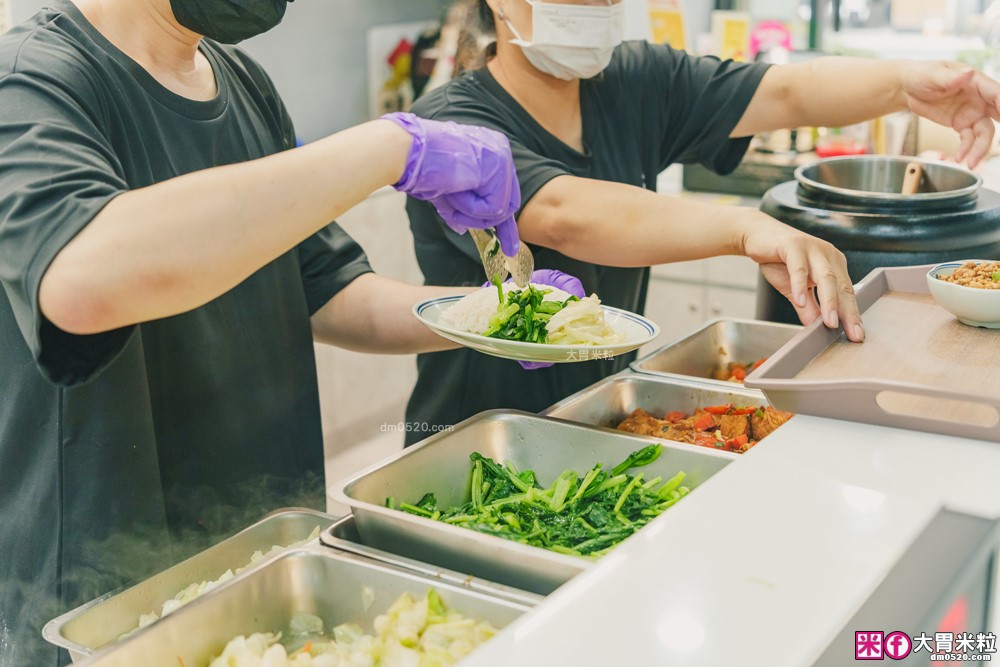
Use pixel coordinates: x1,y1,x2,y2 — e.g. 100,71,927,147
756,156,1000,324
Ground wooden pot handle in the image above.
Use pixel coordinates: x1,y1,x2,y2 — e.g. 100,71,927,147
902,161,923,195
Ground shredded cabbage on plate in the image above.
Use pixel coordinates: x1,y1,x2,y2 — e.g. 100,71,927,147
484,282,623,346
208,589,498,667
545,295,624,346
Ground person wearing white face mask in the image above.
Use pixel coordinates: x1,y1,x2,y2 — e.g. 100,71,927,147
401,0,1000,445
503,0,624,80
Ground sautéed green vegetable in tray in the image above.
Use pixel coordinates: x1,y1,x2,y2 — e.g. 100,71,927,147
388,444,688,560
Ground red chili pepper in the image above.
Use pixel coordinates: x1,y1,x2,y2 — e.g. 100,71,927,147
703,404,733,416
663,411,687,423
725,434,749,448
730,406,756,416
731,366,747,381
694,432,718,448
752,358,767,370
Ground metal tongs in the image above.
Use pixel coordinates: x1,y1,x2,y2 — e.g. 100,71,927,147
469,227,534,288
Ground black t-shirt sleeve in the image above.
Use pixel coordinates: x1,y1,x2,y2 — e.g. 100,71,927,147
620,41,770,175
296,222,373,316
0,66,134,387
237,52,373,315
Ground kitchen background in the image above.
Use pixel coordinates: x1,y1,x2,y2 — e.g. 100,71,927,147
5,0,998,512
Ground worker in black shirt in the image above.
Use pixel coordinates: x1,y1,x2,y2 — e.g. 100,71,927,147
404,0,1000,444
0,1,525,665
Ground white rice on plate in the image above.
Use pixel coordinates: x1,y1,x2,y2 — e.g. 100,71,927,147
442,283,572,334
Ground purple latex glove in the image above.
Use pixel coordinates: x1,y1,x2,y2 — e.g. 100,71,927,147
481,269,586,297
382,112,521,256
483,270,587,371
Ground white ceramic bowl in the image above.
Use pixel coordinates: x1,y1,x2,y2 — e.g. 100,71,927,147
926,260,1000,329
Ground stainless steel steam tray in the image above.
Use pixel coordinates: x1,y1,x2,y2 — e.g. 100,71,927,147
76,546,530,667
319,515,542,608
330,410,732,596
44,508,335,662
542,373,768,439
631,317,801,389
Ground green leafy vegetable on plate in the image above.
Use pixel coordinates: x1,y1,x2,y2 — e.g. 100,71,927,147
483,276,579,343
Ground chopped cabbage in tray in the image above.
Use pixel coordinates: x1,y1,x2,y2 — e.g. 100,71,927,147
122,526,322,638
209,589,498,667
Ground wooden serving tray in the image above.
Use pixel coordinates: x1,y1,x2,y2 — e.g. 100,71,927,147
746,264,1000,442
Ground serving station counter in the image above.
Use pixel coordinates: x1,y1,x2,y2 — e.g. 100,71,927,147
458,414,1000,667
63,317,1000,667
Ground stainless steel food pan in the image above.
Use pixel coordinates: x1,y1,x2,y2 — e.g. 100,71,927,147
76,547,529,667
631,318,801,388
331,410,732,595
320,515,542,608
45,508,335,662
542,373,767,436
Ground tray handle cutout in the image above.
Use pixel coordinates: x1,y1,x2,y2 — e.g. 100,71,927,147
875,391,1000,429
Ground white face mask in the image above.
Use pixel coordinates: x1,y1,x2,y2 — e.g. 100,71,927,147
504,0,624,81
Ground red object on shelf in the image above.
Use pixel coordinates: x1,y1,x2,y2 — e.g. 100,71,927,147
815,141,868,158
387,39,412,67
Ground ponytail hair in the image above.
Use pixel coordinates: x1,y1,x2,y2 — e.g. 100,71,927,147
454,0,497,74
478,0,497,33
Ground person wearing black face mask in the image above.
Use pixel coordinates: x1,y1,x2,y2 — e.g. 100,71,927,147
0,1,524,665
171,0,292,44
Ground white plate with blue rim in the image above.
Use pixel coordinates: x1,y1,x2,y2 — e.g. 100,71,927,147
413,295,660,364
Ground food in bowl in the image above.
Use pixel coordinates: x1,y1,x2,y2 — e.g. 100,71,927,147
935,260,1000,289
209,589,498,667
441,281,624,345
617,404,794,454
927,261,1000,329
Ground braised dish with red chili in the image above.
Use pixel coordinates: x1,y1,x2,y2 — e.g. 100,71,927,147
617,404,793,454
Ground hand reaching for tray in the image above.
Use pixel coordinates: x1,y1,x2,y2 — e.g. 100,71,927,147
740,212,866,343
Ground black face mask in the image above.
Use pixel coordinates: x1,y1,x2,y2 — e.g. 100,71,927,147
170,0,291,44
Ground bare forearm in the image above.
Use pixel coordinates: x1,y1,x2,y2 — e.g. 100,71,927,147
312,274,471,354
41,120,411,334
518,176,748,266
733,57,906,137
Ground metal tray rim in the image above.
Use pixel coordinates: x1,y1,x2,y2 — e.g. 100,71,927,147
84,544,534,667
542,372,782,460
330,411,593,572
318,516,544,608
630,317,803,388
43,507,335,657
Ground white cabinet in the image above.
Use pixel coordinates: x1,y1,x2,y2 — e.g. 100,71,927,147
642,278,705,355
706,285,757,320
643,256,760,355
